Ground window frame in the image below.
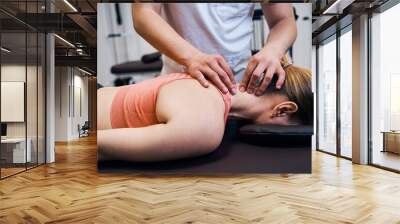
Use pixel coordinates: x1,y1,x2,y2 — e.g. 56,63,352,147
315,24,353,161
367,1,400,173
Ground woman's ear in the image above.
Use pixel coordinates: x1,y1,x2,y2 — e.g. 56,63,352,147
271,101,298,117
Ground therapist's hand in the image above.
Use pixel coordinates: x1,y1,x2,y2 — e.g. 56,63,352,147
184,52,236,94
239,46,285,96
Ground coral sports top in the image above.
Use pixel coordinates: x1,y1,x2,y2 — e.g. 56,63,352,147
110,73,232,128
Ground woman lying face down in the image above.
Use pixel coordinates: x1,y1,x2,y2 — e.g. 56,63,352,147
97,59,312,162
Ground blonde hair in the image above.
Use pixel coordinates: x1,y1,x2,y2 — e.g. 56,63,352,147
266,56,313,125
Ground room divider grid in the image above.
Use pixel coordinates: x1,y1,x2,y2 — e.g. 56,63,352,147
0,0,47,180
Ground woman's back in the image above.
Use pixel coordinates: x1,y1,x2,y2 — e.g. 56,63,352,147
97,73,231,131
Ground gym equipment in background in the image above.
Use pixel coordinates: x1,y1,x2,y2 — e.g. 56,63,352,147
111,53,163,75
78,121,90,138
110,52,163,86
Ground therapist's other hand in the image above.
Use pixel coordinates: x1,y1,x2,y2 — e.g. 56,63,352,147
240,46,285,96
184,52,236,94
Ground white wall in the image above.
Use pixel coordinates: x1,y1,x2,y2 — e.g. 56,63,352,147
72,74,89,138
1,64,46,163
55,67,69,141
1,65,39,138
1,65,27,140
54,67,89,141
292,4,312,69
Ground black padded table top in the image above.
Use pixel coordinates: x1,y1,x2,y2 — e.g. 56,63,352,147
97,121,312,174
98,139,311,174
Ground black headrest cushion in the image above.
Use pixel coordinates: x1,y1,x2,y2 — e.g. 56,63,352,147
239,124,313,147
240,124,313,136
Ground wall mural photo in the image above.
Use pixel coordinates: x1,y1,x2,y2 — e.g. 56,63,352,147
96,3,314,174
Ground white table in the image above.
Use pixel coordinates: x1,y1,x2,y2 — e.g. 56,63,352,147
1,138,31,163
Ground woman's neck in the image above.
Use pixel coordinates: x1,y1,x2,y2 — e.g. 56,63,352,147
230,90,266,120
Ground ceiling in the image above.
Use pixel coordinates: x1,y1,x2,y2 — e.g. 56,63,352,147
0,0,98,73
311,0,391,44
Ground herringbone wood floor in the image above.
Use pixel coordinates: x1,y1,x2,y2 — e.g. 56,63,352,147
1,135,400,224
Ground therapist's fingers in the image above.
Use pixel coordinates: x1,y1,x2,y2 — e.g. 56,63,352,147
209,61,235,94
246,63,267,95
275,66,286,89
202,67,228,94
192,71,209,88
255,67,274,96
240,60,257,92
216,56,236,85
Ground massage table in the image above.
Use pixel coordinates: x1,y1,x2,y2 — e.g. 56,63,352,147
98,119,313,174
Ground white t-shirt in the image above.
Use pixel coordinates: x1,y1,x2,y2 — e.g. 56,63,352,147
160,3,256,81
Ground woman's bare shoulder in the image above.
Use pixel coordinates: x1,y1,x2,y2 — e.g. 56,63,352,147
156,79,226,124
156,79,226,148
